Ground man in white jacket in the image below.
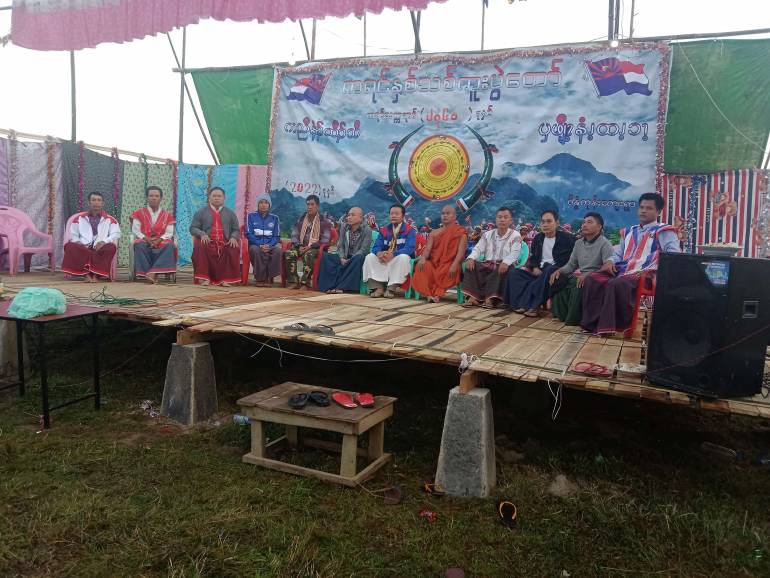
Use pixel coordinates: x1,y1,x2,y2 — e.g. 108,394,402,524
61,192,121,282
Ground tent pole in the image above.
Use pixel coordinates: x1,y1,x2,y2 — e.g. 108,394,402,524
410,10,422,54
69,51,76,142
614,0,621,39
166,33,219,164
363,12,367,57
299,20,311,61
629,0,636,39
481,1,486,51
311,18,317,60
177,26,186,163
607,0,614,41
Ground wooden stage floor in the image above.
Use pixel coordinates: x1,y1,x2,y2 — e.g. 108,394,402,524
4,270,770,419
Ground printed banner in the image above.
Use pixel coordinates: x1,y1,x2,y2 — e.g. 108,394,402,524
660,169,767,257
269,44,670,233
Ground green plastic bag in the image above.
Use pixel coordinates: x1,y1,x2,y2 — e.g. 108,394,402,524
8,287,67,319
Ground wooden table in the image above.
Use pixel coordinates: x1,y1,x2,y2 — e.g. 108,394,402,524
0,300,108,428
237,382,397,486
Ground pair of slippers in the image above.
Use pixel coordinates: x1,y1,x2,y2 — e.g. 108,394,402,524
283,322,335,335
332,391,375,409
288,390,330,409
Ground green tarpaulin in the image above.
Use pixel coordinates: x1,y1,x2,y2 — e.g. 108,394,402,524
665,39,770,173
192,40,770,173
191,66,274,165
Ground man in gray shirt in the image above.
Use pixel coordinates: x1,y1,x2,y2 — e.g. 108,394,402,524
549,212,613,326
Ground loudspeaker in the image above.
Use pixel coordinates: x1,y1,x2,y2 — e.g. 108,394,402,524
647,253,770,398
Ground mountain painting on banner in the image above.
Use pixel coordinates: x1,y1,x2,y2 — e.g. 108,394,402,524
269,44,670,231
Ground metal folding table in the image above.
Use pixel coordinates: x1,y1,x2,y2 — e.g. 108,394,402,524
0,301,108,428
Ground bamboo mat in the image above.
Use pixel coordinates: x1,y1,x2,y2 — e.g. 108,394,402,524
4,271,769,419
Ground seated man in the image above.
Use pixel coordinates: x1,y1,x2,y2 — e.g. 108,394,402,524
462,206,522,308
549,212,614,326
363,204,416,298
318,206,373,294
131,185,175,284
581,193,680,335
504,209,574,316
190,186,241,286
246,193,282,287
411,205,468,303
284,194,332,290
61,191,121,282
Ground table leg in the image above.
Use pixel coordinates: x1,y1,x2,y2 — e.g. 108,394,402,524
91,315,100,410
250,419,266,458
16,320,24,396
286,425,299,448
39,324,50,429
340,434,358,478
368,421,385,461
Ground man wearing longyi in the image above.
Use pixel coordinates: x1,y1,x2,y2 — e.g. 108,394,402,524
61,191,121,282
284,194,333,290
189,187,241,286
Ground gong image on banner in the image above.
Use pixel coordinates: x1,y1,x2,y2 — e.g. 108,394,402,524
408,135,470,201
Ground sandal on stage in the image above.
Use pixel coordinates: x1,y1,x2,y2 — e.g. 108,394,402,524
283,322,311,331
332,391,357,409
309,391,330,406
288,392,309,409
513,308,526,314
310,324,335,335
498,500,518,530
572,361,613,377
523,309,539,317
354,392,375,408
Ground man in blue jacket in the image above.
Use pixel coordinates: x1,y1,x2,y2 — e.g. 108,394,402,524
362,204,416,298
245,193,282,286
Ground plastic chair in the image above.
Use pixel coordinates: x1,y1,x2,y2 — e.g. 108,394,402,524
127,217,178,283
0,206,54,275
623,269,656,339
63,213,118,280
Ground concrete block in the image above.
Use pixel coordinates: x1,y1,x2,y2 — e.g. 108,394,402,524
161,343,218,426
435,386,496,498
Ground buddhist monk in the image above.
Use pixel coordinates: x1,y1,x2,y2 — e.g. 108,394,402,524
411,205,468,303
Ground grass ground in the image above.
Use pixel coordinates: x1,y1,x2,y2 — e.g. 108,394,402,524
1,319,770,577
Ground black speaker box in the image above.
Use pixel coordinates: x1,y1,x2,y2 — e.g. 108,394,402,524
647,253,770,398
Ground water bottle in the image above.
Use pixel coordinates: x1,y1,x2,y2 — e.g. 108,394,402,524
233,414,251,426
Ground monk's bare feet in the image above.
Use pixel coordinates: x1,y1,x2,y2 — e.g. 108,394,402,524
426,296,440,303
147,273,157,284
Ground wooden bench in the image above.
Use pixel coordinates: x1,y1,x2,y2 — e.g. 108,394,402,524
237,382,397,486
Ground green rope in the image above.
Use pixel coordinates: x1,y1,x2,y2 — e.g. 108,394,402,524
65,287,159,307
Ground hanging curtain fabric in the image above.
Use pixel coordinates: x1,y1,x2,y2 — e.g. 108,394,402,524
236,165,268,226
0,138,9,206
659,169,767,258
61,142,124,219
11,0,447,51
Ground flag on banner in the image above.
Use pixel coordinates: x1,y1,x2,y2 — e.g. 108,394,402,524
585,57,652,97
287,74,331,105
659,169,766,257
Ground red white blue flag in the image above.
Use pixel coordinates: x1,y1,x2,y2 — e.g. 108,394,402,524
585,57,652,97
287,74,331,105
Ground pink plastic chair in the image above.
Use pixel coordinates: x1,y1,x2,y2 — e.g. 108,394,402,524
63,214,119,280
0,206,54,275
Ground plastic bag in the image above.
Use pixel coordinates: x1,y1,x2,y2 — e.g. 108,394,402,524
8,287,67,319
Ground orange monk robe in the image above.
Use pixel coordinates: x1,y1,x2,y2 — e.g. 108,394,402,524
411,223,467,298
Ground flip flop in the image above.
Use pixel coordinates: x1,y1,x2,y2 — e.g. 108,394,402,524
383,485,403,505
309,390,330,406
423,482,446,497
498,500,517,530
354,392,375,408
283,322,310,331
332,391,357,409
311,324,335,335
573,361,613,377
288,392,309,409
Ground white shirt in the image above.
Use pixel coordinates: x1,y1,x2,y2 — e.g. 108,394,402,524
468,228,522,266
540,236,556,268
131,207,174,240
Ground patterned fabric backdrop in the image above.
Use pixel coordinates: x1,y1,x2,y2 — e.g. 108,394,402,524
117,161,175,267
61,142,124,219
175,163,238,265
0,139,8,207
235,165,268,227
13,140,65,267
659,169,767,257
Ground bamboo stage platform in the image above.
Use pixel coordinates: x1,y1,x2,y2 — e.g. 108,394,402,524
4,270,770,419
